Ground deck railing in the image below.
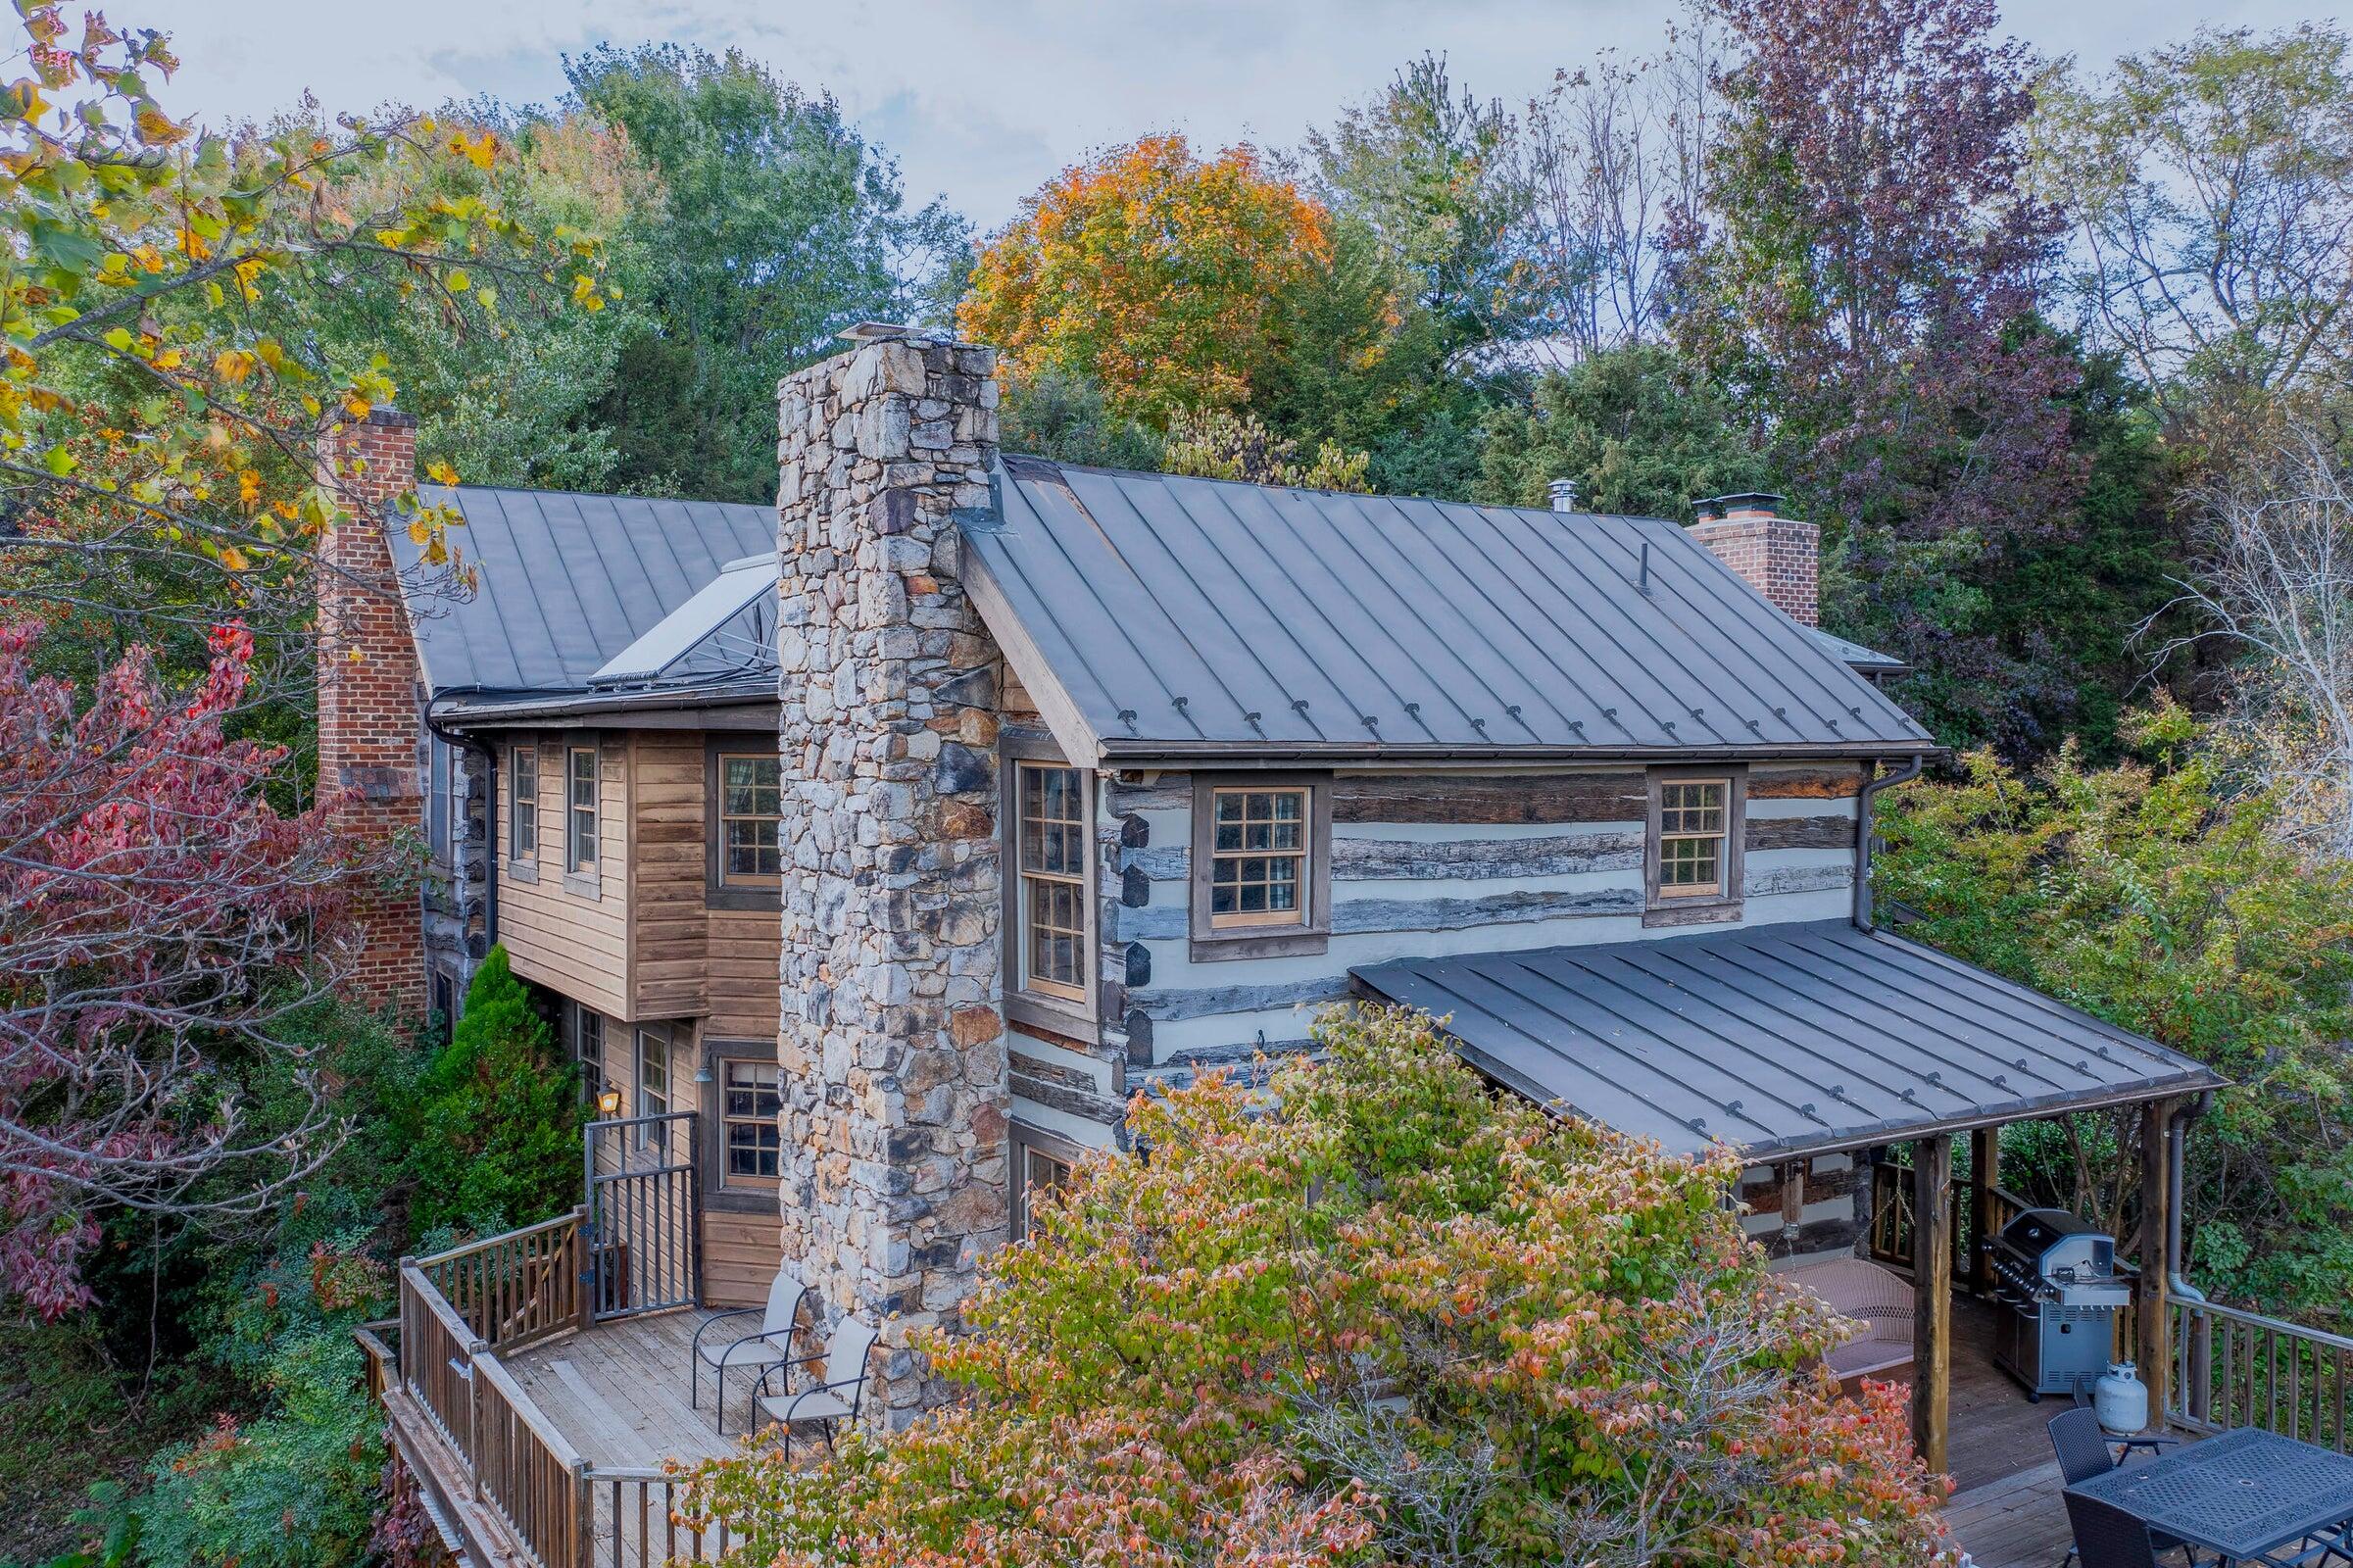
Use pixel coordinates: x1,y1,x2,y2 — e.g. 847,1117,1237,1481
2169,1298,2353,1453
586,1467,734,1567
1865,1159,2027,1289
386,1210,604,1568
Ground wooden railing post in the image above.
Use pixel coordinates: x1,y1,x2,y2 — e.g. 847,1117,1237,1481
1912,1134,1954,1474
1969,1125,1999,1298
570,1203,594,1336
2137,1099,2176,1421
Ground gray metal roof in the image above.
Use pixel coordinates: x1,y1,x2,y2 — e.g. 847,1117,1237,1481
964,459,1934,763
1806,624,1908,674
391,486,775,698
1350,921,2222,1160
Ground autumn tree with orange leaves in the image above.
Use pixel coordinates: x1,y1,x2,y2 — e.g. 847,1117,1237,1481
959,134,1343,427
681,1006,1956,1568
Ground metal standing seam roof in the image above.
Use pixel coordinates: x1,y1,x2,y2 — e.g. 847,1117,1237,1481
962,458,1935,762
1350,921,2224,1161
389,485,776,698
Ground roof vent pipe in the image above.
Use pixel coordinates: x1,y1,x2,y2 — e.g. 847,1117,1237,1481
1548,478,1580,514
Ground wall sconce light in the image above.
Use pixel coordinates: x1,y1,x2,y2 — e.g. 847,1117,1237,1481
597,1088,622,1119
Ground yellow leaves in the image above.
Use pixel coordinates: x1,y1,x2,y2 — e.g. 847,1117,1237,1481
231,257,269,302
569,273,605,312
342,392,372,419
446,128,500,171
235,469,260,513
175,225,213,263
218,545,250,572
212,348,257,384
444,268,470,293
133,106,189,147
424,460,460,486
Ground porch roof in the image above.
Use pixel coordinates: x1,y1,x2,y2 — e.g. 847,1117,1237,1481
1349,920,2223,1161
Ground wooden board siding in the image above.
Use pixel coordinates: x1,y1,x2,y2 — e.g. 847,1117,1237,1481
628,734,709,1020
704,1207,784,1308
1111,761,1867,1073
498,733,630,1018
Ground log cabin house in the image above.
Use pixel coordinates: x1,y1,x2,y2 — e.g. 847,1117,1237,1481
328,329,2329,1568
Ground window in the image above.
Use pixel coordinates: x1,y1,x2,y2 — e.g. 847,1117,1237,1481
571,1004,605,1109
1656,779,1729,897
511,744,539,867
718,1057,781,1184
716,753,782,888
635,1028,668,1152
1188,774,1332,960
427,735,454,863
567,747,599,872
1644,768,1745,924
430,967,457,1044
1016,761,1088,1002
1010,1126,1080,1240
1208,788,1309,928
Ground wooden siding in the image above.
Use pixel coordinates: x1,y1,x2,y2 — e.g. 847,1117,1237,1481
1106,761,1867,1079
498,734,631,1018
629,734,710,1019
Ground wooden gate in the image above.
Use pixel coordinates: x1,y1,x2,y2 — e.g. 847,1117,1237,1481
585,1111,700,1321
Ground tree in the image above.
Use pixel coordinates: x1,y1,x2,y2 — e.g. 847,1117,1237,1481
1475,343,1765,516
1305,55,1532,363
2035,24,2353,426
959,135,1341,427
997,367,1165,471
0,622,364,1318
407,947,579,1234
568,44,965,502
2163,421,2353,858
679,1005,1952,1567
1161,408,1371,493
1673,0,2083,745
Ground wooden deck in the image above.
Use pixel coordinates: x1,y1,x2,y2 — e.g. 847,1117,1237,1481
502,1308,750,1468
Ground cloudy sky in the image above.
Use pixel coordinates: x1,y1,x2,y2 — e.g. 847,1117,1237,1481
164,0,2326,233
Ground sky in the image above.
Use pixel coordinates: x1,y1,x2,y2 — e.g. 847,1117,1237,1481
160,0,2334,234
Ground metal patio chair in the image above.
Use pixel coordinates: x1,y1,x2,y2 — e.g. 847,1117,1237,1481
754,1315,879,1460
2066,1491,2165,1568
2050,1410,2190,1568
690,1267,809,1436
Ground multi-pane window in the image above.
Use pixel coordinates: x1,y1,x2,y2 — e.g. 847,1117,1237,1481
717,754,783,887
1208,788,1309,928
1017,762,1087,1001
572,1004,605,1108
1014,1144,1074,1239
1656,779,1730,898
567,747,599,871
719,1058,782,1182
512,745,538,864
635,1028,668,1152
427,735,455,863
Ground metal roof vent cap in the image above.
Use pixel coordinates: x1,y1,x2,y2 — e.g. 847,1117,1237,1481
1703,491,1787,520
1547,477,1580,514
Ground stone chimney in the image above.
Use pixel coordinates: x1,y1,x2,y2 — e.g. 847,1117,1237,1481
1688,491,1818,626
773,327,1007,1430
316,408,426,1012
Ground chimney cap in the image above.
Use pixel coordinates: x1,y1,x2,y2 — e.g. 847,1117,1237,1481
1547,478,1580,514
1700,490,1786,519
838,320,951,345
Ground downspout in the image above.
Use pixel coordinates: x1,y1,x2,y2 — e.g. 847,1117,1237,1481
2167,1093,2212,1301
1852,754,1926,928
423,707,497,949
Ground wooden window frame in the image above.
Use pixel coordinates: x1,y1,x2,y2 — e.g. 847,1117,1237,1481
705,741,784,910
1188,772,1332,961
633,1025,670,1152
564,743,601,895
1643,764,1746,927
999,735,1100,1040
570,1003,606,1111
1009,1120,1087,1241
509,741,539,880
700,1037,783,1213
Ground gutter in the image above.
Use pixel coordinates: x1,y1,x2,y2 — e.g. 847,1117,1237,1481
1853,753,1928,928
1100,739,1941,770
422,706,497,951
425,682,777,726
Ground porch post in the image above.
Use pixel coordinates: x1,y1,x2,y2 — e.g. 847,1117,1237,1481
1969,1125,2000,1298
1911,1133,1953,1473
2136,1098,2176,1423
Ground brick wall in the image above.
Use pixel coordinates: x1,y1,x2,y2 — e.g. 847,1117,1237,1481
1689,500,1820,627
317,408,427,1013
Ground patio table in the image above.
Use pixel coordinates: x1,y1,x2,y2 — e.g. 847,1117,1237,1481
2066,1427,2353,1563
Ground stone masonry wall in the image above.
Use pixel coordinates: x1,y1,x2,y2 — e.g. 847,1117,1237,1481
316,409,428,1013
773,329,1008,1429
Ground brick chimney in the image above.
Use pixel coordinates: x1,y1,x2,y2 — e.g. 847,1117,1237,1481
316,408,426,1012
773,326,1007,1429
1688,491,1819,627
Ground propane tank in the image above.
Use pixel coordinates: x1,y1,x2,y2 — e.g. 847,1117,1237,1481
2095,1361,2149,1436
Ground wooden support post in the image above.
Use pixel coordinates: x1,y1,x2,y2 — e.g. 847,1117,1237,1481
1912,1135,1954,1474
2137,1099,2176,1423
1970,1125,2000,1298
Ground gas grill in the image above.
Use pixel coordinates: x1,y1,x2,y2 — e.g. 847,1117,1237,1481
1987,1207,2131,1400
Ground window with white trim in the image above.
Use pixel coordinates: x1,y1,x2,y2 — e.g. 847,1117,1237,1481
571,1004,605,1107
1015,760,1087,1001
715,753,782,888
511,744,538,865
635,1027,668,1152
567,746,599,872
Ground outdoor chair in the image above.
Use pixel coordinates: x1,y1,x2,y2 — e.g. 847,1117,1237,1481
1784,1255,1916,1380
2049,1410,2189,1568
690,1268,809,1436
754,1315,880,1461
2066,1491,2166,1568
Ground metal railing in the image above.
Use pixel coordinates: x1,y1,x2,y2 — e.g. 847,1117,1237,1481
2169,1298,2353,1453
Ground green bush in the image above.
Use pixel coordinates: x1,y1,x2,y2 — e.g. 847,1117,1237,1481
408,947,582,1234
